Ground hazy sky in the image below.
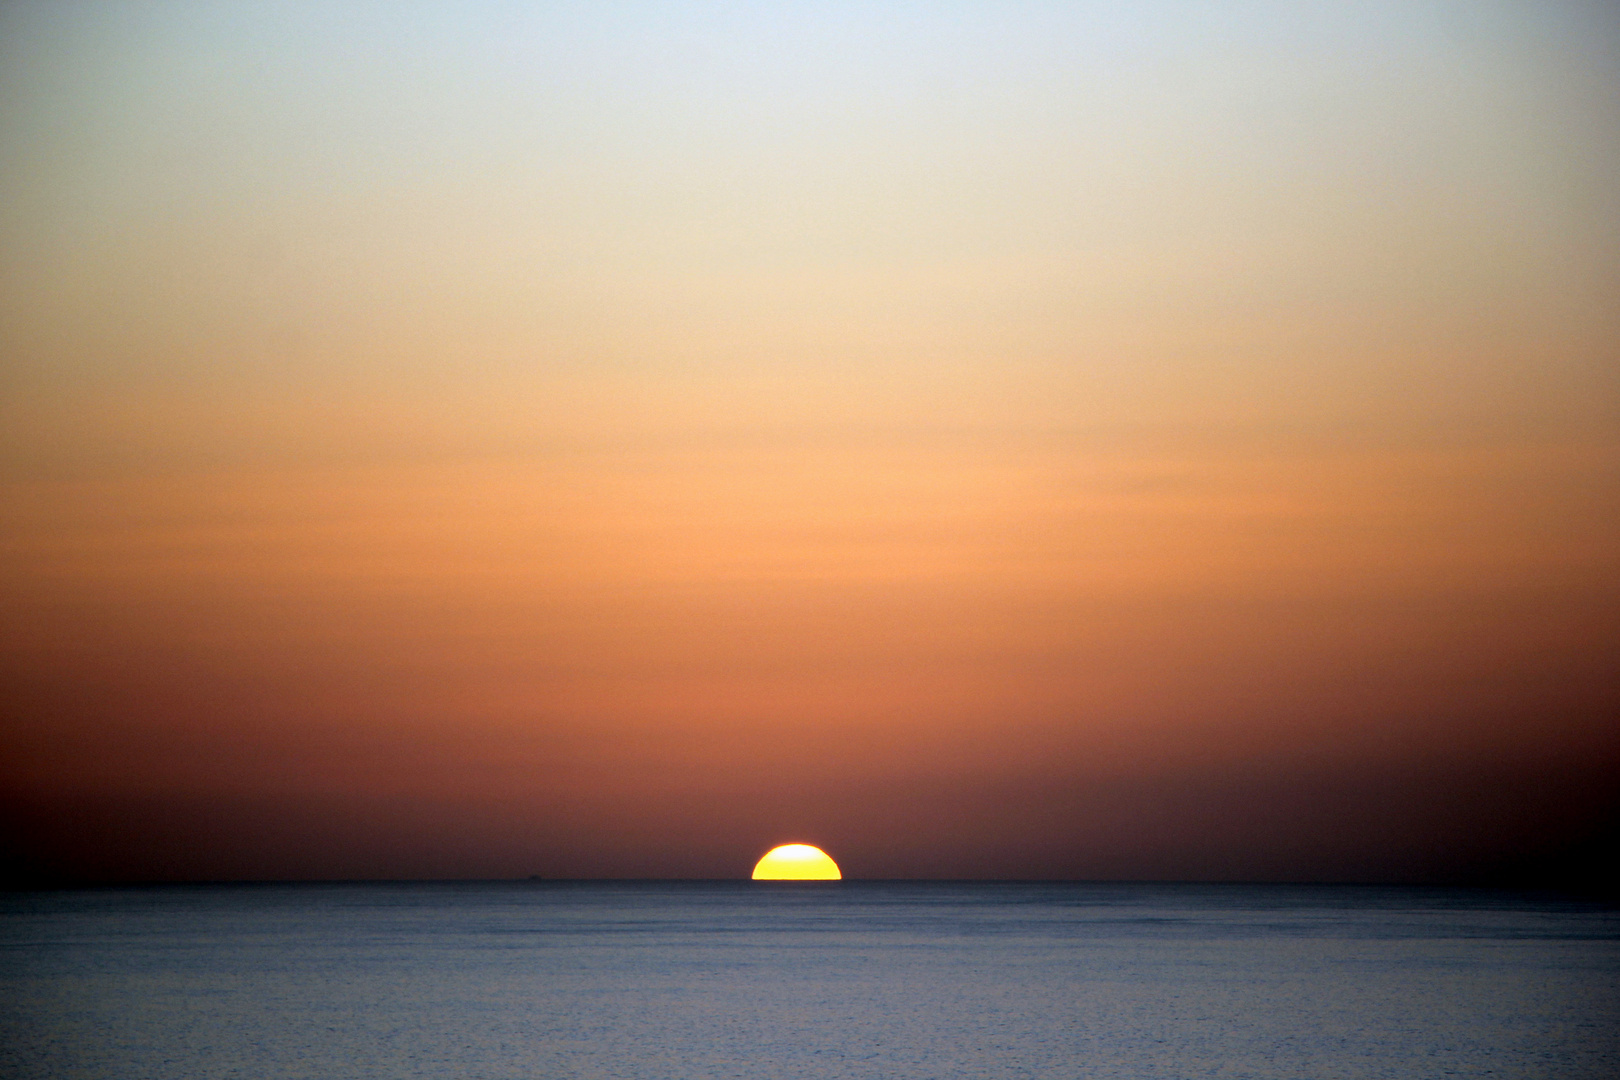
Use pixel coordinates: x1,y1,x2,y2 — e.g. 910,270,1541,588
2,0,1617,882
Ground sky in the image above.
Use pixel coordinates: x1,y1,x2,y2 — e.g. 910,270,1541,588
2,0,1617,884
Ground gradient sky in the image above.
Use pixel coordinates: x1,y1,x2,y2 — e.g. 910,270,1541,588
3,0,1617,883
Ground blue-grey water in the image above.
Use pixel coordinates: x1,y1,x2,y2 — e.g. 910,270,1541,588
2,882,1617,1079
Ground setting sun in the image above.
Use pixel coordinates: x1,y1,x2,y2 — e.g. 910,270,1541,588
751,844,842,880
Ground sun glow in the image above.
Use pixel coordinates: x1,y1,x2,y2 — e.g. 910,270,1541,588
751,843,842,880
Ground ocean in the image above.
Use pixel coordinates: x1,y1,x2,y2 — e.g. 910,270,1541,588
2,881,1616,1079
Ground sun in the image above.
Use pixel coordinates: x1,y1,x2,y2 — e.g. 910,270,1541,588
751,843,842,880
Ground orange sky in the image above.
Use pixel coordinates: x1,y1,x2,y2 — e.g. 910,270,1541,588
2,1,1617,883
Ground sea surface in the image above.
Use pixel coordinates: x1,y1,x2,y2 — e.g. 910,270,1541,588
1,881,1617,1079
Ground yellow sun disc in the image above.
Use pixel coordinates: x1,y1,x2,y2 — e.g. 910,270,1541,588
751,843,842,880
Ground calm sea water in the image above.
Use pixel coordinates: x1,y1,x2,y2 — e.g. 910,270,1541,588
2,882,1617,1079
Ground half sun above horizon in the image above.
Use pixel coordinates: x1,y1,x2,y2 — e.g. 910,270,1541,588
751,844,842,880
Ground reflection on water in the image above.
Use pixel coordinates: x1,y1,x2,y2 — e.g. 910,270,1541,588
3,882,1617,1079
